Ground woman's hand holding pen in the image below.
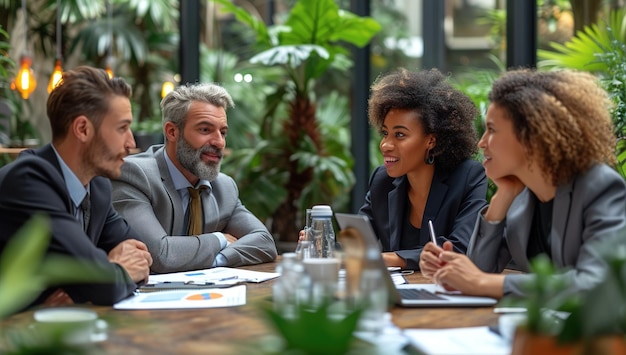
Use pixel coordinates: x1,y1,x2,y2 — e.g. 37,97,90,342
419,240,453,278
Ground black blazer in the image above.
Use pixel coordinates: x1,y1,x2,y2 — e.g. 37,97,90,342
359,159,488,269
0,144,138,307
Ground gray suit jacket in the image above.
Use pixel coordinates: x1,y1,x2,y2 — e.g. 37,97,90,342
111,145,277,273
467,164,626,296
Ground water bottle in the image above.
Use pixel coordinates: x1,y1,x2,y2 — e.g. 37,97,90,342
309,205,336,258
273,253,310,319
357,247,388,333
294,208,317,260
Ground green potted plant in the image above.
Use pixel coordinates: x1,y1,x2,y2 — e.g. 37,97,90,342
555,240,626,354
0,214,113,353
499,235,626,354
258,300,364,355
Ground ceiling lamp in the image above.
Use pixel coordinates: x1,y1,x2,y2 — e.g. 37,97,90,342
161,81,175,98
14,55,37,99
13,0,37,99
104,0,114,78
48,0,63,93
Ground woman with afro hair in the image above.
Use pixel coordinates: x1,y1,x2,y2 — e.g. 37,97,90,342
359,68,488,270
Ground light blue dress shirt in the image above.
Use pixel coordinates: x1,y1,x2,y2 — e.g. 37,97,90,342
51,145,89,223
163,151,227,267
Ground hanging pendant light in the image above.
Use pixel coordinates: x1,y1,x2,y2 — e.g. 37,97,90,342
48,0,63,93
15,55,37,99
161,81,175,98
104,0,114,78
48,59,63,92
104,56,114,78
13,0,37,99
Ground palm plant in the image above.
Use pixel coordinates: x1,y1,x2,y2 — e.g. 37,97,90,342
212,0,381,243
69,0,178,123
538,8,626,178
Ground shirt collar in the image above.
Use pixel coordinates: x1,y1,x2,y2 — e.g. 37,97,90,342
51,144,89,208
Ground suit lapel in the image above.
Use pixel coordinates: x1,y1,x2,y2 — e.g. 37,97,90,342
507,189,535,270
387,177,406,250
551,180,573,267
33,144,74,215
155,147,186,234
423,167,448,230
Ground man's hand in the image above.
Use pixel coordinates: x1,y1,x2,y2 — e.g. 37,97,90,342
108,239,152,284
224,233,238,244
43,289,74,307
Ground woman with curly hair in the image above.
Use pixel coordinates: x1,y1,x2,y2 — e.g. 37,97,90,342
420,69,626,298
358,68,488,269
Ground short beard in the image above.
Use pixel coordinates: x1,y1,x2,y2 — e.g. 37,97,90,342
176,135,221,181
86,129,126,179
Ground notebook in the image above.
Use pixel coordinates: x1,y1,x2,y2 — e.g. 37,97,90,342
334,213,498,308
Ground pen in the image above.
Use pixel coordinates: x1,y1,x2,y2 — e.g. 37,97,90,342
428,220,438,247
217,276,238,282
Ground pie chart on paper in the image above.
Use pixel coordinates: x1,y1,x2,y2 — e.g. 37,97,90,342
185,292,224,301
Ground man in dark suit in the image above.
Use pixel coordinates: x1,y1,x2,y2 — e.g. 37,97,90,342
0,66,152,308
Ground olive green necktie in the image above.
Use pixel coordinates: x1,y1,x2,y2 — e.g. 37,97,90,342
81,192,90,232
186,186,206,235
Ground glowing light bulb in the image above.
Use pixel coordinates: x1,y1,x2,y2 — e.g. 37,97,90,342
48,59,63,93
161,81,175,98
13,56,37,99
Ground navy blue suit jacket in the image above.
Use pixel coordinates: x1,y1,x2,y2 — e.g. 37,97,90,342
359,159,488,269
0,144,138,308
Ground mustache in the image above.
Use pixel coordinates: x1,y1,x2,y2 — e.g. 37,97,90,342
198,145,223,158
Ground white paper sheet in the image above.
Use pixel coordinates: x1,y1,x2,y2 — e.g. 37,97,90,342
404,326,511,355
147,267,279,285
114,285,246,310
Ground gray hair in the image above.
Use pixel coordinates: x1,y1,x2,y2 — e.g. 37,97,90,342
160,83,235,128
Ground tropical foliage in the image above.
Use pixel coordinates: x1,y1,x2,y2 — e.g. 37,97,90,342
0,214,111,319
538,8,626,179
499,231,626,351
212,0,381,243
0,0,178,127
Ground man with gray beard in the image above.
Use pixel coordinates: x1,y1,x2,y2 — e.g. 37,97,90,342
111,83,277,273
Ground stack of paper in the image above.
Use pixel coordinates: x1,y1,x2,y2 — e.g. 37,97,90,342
147,267,280,285
404,326,511,355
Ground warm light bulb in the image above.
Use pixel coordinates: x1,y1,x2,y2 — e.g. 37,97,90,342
161,81,174,98
48,59,63,93
13,56,37,99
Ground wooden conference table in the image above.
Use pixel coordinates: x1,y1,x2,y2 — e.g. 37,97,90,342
1,260,505,354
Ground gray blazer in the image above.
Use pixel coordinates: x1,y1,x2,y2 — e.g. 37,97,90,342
467,164,626,296
111,145,277,273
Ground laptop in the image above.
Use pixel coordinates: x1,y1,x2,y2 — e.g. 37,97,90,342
334,213,498,308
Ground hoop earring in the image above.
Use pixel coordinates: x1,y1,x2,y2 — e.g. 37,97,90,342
424,149,435,165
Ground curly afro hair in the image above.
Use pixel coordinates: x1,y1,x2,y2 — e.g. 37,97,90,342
368,68,479,170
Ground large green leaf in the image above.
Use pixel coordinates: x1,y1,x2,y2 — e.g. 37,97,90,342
0,214,51,319
282,0,380,48
538,9,626,72
0,214,116,319
250,44,329,68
